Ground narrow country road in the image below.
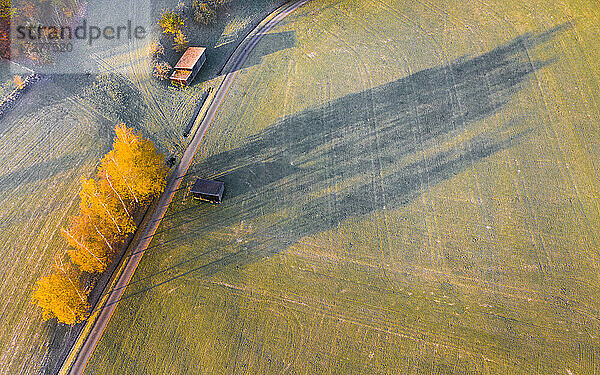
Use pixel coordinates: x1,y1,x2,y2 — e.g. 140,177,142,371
66,1,310,373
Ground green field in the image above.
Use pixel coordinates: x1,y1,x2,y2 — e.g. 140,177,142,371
84,0,600,373
0,1,282,374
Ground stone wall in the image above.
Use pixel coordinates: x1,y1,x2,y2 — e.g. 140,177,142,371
0,73,42,119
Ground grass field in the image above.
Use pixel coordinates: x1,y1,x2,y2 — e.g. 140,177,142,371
0,1,283,374
0,73,119,375
82,0,600,374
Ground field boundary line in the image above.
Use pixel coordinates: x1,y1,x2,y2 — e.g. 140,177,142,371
185,84,220,139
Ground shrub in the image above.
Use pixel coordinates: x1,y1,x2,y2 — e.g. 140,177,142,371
149,41,164,58
13,75,25,89
192,1,216,25
159,10,184,35
153,61,172,80
173,30,189,52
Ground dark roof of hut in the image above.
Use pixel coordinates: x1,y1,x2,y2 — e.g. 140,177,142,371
190,178,224,197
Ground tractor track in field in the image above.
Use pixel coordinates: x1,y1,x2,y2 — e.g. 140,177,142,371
378,0,600,334
374,0,471,272
296,3,367,270
524,1,600,272
60,1,312,374
141,4,591,366
409,0,502,275
370,0,448,275
332,3,402,267
376,0,533,282
231,3,524,367
414,0,600,334
304,5,391,269
473,0,571,281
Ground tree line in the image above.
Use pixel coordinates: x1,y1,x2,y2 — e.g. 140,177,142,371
31,124,168,325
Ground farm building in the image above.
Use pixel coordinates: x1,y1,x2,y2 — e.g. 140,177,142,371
170,47,207,86
190,178,225,203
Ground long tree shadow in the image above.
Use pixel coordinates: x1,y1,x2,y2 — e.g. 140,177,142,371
0,153,81,194
221,30,297,73
118,25,567,300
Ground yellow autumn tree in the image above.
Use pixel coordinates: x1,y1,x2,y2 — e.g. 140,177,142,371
158,10,184,35
99,124,168,207
13,75,25,89
173,30,189,52
62,212,114,273
31,259,89,325
79,176,136,238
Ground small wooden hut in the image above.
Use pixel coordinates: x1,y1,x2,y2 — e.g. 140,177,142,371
170,47,206,86
190,178,225,203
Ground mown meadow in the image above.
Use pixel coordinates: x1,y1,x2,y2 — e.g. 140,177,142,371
0,1,283,374
86,0,600,373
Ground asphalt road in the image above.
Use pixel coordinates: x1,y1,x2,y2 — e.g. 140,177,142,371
66,1,310,373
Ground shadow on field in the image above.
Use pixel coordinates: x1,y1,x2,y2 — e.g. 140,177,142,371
195,30,297,81
0,154,80,194
119,25,567,298
237,30,297,71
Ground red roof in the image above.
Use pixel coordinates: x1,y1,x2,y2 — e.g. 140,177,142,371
174,47,206,70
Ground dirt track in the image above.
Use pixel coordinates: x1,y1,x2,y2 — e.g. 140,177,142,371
65,1,311,373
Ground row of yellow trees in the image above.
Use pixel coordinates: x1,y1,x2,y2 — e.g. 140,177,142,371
31,124,168,324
